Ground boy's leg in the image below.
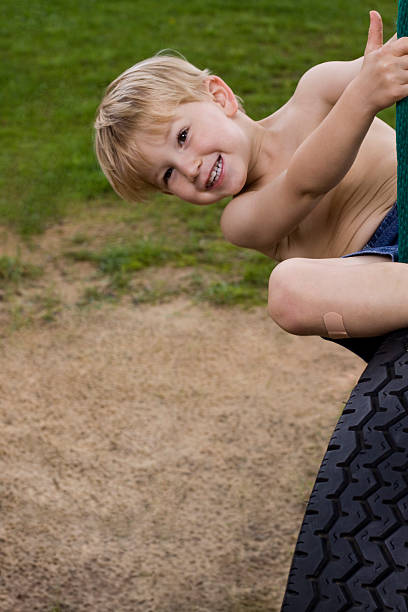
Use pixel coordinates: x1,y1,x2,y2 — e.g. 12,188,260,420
268,255,408,338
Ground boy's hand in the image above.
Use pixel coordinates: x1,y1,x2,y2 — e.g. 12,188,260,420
358,10,408,113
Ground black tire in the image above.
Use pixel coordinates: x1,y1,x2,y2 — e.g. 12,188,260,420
281,328,408,611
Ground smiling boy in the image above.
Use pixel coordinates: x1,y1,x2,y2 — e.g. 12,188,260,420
95,11,408,342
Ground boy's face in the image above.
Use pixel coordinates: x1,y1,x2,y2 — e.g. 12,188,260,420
138,82,251,205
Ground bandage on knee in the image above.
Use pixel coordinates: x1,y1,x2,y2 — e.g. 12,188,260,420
323,312,349,339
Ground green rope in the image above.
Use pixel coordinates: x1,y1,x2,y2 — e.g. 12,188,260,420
397,0,408,263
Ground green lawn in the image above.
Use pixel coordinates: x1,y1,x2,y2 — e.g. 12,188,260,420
0,0,398,307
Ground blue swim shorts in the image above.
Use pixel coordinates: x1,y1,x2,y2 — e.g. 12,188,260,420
342,202,399,261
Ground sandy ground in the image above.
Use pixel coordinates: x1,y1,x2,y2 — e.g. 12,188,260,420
0,297,364,612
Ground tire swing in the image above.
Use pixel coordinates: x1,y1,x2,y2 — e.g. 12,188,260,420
280,3,408,609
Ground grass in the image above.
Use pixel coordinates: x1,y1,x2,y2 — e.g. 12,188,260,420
63,221,276,306
0,255,42,287
1,0,397,234
47,604,73,612
0,0,399,308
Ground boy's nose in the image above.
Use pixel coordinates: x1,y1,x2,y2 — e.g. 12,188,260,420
186,158,202,182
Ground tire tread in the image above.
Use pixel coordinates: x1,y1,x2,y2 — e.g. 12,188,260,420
281,329,408,611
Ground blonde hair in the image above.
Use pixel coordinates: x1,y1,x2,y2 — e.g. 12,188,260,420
94,53,242,202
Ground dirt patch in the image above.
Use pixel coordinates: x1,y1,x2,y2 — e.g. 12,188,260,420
0,298,364,611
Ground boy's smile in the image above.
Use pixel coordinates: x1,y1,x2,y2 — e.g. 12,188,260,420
206,155,224,189
137,80,256,205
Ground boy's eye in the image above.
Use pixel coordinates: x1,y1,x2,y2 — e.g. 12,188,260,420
163,167,173,185
177,128,188,145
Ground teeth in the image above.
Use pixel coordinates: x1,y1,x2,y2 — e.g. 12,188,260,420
207,157,222,188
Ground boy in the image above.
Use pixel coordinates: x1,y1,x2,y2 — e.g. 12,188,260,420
95,11,408,342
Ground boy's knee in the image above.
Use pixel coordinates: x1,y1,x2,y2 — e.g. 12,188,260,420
267,258,308,334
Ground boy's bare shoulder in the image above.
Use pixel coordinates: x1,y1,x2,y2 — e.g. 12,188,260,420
291,58,363,108
220,188,262,247
220,171,305,257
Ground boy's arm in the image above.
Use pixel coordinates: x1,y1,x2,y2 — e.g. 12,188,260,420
222,13,405,252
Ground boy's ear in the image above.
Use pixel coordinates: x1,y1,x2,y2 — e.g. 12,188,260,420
205,75,238,116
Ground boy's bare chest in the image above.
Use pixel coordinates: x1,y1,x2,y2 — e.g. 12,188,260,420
257,111,397,260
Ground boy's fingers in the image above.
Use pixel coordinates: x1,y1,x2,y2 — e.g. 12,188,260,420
365,10,384,54
393,36,408,56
